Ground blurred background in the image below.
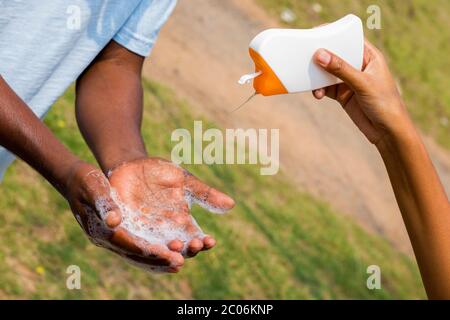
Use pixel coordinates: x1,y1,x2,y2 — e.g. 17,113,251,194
1,0,449,299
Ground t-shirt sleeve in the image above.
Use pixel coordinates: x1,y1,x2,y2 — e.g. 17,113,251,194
113,0,177,57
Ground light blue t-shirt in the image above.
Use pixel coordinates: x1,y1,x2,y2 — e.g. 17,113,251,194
0,0,177,180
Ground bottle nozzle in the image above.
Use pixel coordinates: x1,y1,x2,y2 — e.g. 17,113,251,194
238,71,262,85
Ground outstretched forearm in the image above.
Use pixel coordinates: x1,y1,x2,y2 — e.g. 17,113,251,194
75,41,147,174
312,42,450,298
0,76,80,194
377,121,450,299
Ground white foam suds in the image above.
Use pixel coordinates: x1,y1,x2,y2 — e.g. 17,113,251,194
109,189,204,256
82,167,231,272
184,191,228,215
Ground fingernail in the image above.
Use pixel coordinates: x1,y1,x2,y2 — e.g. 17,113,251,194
316,49,331,66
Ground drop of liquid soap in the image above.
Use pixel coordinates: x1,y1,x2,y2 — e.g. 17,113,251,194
230,91,258,113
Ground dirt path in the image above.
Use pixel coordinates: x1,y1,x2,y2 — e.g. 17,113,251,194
143,0,450,254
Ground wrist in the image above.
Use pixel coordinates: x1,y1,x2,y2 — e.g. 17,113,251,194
98,147,148,176
51,155,85,196
376,117,422,157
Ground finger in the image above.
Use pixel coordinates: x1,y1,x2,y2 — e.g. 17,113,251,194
167,239,184,252
316,84,338,102
313,88,326,99
121,255,179,273
184,173,235,214
364,38,382,60
111,228,185,268
202,235,216,250
315,85,340,101
334,83,355,106
342,97,379,141
109,227,145,255
362,41,372,70
93,193,121,222
82,170,123,223
105,210,122,228
146,244,185,268
187,238,204,257
167,266,182,273
314,49,366,92
124,253,174,267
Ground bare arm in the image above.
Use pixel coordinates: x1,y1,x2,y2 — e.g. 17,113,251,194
0,69,184,270
312,40,450,299
75,40,148,174
75,40,235,266
0,74,121,253
377,123,450,298
0,75,79,194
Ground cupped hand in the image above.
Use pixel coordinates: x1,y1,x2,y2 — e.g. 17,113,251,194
312,39,410,145
64,161,186,273
108,157,235,271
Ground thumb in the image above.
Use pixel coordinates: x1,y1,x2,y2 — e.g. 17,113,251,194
83,170,122,228
93,195,122,228
184,173,235,214
314,49,366,92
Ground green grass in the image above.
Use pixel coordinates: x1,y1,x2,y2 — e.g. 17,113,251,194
257,0,450,149
0,79,425,299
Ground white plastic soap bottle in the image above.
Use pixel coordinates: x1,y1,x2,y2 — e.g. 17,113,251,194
239,14,364,96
